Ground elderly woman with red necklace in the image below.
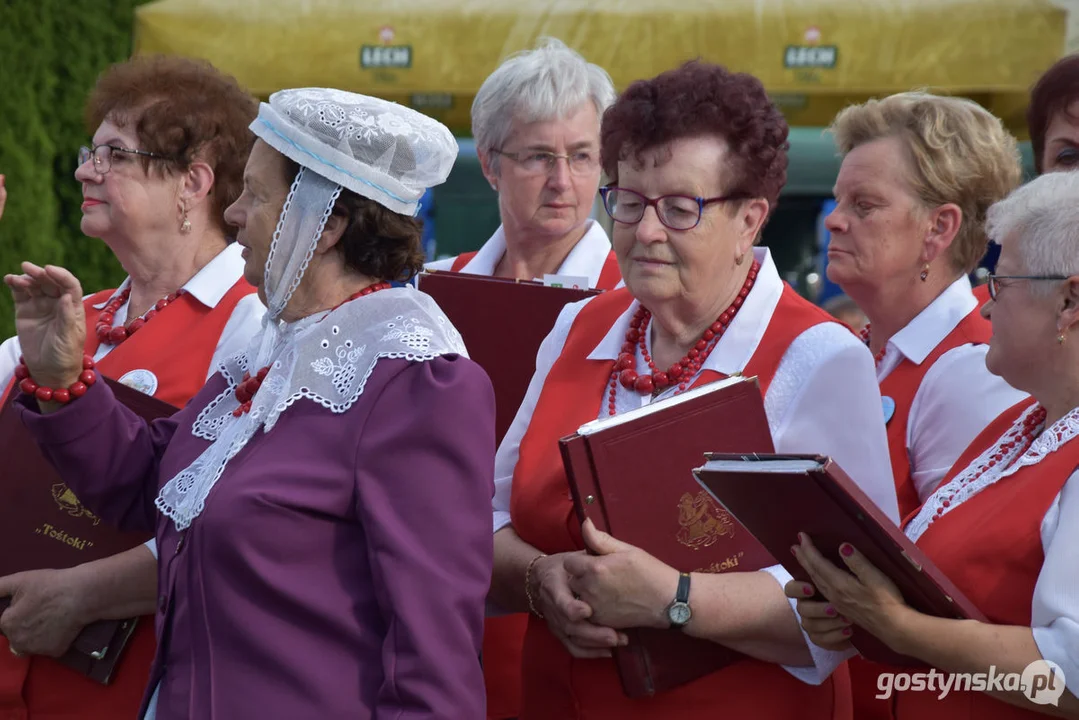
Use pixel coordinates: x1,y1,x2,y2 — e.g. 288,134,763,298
3,89,495,719
0,56,264,720
487,60,900,719
790,169,1079,719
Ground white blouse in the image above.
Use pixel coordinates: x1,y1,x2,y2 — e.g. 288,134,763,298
874,275,1027,501
491,247,900,685
424,219,615,288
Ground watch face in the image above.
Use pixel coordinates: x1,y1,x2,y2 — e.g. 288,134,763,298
668,602,692,625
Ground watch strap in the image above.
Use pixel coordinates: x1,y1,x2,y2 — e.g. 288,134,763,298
676,572,691,603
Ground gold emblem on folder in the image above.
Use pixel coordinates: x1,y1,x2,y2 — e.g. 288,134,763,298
677,491,735,549
51,483,101,526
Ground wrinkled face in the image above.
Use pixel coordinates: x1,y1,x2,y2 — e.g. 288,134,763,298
824,136,930,293
223,139,291,301
982,237,1061,390
611,136,751,309
74,118,181,244
1042,100,1079,173
487,101,601,242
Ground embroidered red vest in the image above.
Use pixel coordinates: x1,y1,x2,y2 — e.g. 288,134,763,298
508,286,853,719
449,250,623,291
891,398,1072,720
0,277,256,720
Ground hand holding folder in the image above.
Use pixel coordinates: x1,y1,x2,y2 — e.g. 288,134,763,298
693,454,987,666
559,375,779,697
0,378,177,683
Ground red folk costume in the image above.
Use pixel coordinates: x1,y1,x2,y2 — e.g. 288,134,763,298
885,398,1077,720
437,222,622,719
508,280,858,720
878,309,992,519
0,277,257,720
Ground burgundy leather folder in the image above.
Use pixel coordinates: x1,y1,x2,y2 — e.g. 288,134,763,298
559,375,779,697
693,453,988,666
0,378,177,683
417,270,602,445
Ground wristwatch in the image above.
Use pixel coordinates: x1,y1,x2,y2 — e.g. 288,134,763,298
665,572,692,629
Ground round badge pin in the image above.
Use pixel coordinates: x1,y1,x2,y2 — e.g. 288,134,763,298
118,369,159,397
882,396,896,424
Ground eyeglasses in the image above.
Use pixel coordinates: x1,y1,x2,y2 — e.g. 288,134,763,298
986,274,1070,300
491,149,598,176
78,144,170,175
599,186,750,232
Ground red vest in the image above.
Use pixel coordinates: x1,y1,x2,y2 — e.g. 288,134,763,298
0,278,256,720
449,250,623,291
455,246,620,717
508,285,853,719
891,398,1070,720
880,308,992,520
851,307,992,720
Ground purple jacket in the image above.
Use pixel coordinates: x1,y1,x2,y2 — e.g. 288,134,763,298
18,355,495,719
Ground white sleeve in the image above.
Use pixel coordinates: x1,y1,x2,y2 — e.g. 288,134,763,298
491,299,591,534
1031,470,1079,695
143,538,158,559
0,335,22,392
765,323,899,684
907,344,1029,501
206,294,267,379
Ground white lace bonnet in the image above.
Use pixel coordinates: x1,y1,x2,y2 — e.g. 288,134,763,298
154,90,461,531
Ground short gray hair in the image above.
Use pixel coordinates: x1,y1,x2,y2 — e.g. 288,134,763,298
987,171,1079,295
471,37,616,171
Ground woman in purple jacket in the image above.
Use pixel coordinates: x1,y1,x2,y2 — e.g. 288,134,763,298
3,88,496,719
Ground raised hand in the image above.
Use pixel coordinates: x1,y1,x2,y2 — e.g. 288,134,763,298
3,262,86,388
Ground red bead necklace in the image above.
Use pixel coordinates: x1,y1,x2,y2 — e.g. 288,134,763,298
859,325,887,367
932,405,1047,520
232,281,393,417
95,287,184,346
606,260,760,416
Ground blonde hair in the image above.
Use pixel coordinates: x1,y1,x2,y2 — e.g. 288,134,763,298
829,92,1022,273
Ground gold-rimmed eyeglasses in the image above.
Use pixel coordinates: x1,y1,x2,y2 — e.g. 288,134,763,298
491,149,598,176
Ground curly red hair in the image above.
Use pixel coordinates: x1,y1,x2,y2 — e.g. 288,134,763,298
1027,54,1079,174
85,55,258,234
600,60,789,213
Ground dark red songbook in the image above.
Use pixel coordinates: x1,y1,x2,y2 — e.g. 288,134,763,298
559,375,778,698
417,270,602,445
0,378,177,684
693,454,988,666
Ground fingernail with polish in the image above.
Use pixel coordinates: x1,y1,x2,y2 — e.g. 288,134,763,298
825,605,836,617
840,615,850,624
842,627,853,637
790,545,798,557
840,544,854,557
798,532,807,544
802,584,814,596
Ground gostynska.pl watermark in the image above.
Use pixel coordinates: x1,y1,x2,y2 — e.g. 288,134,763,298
876,660,1066,706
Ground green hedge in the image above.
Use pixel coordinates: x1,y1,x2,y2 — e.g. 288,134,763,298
0,0,153,334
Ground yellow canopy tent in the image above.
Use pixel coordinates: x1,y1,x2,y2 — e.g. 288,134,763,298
134,0,1066,138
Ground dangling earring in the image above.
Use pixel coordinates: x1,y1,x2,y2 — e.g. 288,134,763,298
180,204,192,234
919,264,929,282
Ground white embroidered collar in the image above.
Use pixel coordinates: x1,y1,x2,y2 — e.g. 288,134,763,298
155,287,467,530
906,403,1079,541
